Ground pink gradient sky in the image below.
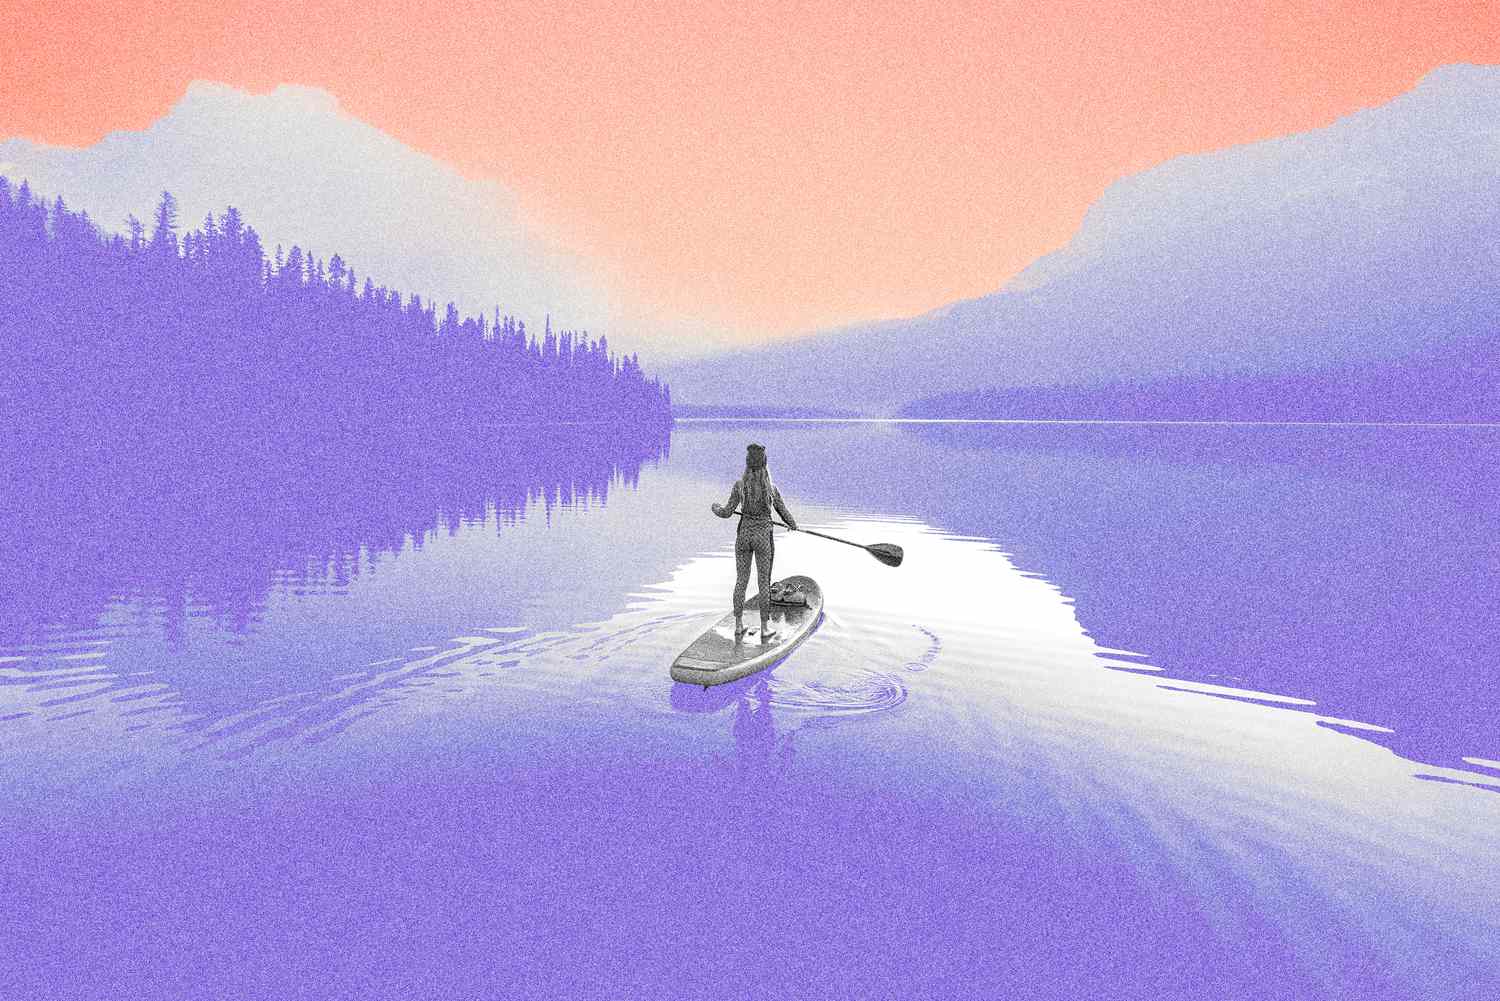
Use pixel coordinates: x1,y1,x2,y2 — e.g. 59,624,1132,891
3,1,1497,343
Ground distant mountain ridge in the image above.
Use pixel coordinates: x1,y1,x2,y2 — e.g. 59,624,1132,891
0,81,606,340
664,63,1500,416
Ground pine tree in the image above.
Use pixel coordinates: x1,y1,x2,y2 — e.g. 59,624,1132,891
151,191,179,257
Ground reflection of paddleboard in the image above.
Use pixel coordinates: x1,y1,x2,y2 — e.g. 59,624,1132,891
670,576,824,687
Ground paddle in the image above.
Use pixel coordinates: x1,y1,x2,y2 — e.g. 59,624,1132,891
731,510,904,568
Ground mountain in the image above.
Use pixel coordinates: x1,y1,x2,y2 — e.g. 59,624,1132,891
0,81,606,340
663,63,1500,416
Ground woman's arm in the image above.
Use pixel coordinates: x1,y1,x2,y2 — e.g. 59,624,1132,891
711,482,741,518
772,488,798,531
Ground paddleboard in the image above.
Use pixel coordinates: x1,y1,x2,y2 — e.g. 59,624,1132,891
670,575,824,687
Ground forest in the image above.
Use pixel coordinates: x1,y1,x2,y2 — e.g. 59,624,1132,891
0,180,672,437
899,340,1500,423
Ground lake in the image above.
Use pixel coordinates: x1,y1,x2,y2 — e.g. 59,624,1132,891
3,419,1498,999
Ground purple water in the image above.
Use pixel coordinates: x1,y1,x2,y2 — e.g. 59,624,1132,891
3,420,1498,999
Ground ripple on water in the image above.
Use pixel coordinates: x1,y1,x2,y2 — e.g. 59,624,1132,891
903,625,942,673
766,665,908,725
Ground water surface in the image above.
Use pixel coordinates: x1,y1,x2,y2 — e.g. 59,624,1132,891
3,420,1498,999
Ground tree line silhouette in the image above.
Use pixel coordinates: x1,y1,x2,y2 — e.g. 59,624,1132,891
0,180,671,436
900,336,1500,422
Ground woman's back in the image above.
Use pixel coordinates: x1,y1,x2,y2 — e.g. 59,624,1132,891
737,467,778,520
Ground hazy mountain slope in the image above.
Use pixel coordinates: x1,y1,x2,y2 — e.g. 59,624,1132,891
664,64,1500,415
0,82,604,334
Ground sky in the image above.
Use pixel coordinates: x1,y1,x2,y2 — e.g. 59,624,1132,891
2,1,1498,348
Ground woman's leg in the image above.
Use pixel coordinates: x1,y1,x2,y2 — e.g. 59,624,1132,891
733,536,753,631
755,529,775,637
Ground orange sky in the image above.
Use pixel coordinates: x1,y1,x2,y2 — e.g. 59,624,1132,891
3,1,1497,344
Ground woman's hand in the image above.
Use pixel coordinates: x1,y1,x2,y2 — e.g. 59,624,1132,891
711,502,724,517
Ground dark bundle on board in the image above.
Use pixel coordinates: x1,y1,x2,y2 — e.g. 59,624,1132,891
0,181,673,439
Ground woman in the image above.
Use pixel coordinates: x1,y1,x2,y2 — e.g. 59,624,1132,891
711,442,798,641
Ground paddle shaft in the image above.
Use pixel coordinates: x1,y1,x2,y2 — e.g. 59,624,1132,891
734,511,871,553
774,520,869,552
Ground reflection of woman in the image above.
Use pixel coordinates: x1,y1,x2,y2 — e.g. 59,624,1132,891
712,443,798,641
733,682,777,765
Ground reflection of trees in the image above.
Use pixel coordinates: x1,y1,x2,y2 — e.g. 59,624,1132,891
0,180,671,438
0,424,670,642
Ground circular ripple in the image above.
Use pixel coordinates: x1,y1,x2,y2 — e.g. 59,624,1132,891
903,625,942,673
768,666,908,723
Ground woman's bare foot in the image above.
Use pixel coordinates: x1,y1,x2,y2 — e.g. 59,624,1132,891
733,618,749,640
759,621,778,642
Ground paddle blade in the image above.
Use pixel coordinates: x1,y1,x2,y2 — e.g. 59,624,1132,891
868,543,904,568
